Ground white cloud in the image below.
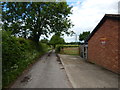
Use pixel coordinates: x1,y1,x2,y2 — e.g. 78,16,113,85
65,0,119,42
76,1,81,4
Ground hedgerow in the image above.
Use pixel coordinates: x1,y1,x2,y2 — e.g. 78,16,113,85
2,31,48,87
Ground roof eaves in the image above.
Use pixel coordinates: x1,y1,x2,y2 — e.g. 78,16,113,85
85,14,120,43
85,15,107,42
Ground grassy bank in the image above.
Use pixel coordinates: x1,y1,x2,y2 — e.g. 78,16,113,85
2,31,49,88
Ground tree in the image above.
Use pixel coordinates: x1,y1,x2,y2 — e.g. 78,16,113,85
2,2,74,43
49,34,65,48
79,31,90,42
40,38,49,44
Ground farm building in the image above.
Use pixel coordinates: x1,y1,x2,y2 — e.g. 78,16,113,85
84,14,120,73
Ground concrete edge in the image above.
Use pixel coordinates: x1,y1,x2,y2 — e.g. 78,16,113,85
57,54,76,88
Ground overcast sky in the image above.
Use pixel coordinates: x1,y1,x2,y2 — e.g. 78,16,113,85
40,0,119,42
62,0,119,42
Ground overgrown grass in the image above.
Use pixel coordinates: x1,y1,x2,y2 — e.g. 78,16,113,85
2,31,49,88
60,47,79,55
55,44,80,55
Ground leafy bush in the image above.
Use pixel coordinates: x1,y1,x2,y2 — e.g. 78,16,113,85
2,31,48,87
55,45,62,53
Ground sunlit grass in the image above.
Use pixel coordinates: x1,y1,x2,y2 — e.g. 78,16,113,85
60,47,80,55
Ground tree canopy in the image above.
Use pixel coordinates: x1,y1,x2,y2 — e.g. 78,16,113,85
49,34,65,48
40,38,49,44
2,2,74,43
79,31,90,42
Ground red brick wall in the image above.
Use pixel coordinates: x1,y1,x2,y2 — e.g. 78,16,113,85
88,18,119,73
118,20,120,73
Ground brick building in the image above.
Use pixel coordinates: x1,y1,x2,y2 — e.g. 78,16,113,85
85,14,120,73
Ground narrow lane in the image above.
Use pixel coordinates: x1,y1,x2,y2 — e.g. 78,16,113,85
11,50,72,88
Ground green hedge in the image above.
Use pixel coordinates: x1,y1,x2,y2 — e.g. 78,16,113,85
2,31,48,87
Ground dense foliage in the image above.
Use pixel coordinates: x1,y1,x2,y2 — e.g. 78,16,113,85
49,34,65,48
2,2,74,43
65,42,80,45
2,31,48,87
79,31,90,42
40,38,49,44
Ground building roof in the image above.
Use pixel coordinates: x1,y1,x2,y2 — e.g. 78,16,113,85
85,14,120,43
